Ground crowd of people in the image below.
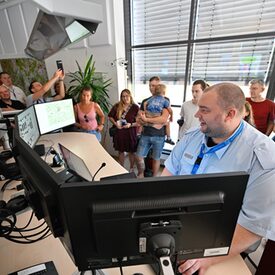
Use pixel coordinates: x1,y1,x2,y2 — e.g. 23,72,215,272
1,68,275,274
1,70,275,172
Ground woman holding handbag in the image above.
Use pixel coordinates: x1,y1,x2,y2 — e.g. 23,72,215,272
108,89,139,171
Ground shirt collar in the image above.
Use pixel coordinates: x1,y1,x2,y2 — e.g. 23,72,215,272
202,122,244,159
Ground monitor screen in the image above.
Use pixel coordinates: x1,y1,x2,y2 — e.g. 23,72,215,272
59,172,249,271
16,106,40,148
58,143,93,182
65,20,91,43
34,99,75,135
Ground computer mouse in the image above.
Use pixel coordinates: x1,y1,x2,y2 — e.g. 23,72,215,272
6,195,28,213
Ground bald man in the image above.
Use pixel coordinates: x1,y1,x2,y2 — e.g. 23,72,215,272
162,83,275,275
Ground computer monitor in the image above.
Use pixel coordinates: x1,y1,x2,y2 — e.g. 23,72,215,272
34,98,75,135
13,115,64,237
59,172,249,272
58,143,93,182
16,106,40,148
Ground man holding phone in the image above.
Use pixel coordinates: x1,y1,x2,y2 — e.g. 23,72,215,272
26,65,65,107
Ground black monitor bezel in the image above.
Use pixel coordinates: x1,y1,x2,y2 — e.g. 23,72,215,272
58,172,248,271
13,117,64,237
16,105,40,148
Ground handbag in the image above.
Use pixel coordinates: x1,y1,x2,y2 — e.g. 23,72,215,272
109,126,117,137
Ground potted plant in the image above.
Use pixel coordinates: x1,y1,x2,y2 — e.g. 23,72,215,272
67,54,112,114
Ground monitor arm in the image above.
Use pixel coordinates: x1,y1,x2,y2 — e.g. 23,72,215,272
148,233,176,275
140,221,182,275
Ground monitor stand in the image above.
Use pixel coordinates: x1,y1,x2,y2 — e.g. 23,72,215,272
158,256,175,275
148,234,176,275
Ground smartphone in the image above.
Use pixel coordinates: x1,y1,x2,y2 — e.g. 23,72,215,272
56,60,64,72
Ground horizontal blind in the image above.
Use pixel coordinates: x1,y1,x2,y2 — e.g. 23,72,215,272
131,0,191,82
130,0,275,88
196,0,275,39
191,38,275,81
133,46,187,82
132,0,191,45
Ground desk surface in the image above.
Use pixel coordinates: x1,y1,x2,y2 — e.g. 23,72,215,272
0,133,251,275
38,132,128,181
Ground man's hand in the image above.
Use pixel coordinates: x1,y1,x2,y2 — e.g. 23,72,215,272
177,258,212,275
177,224,261,274
139,111,148,122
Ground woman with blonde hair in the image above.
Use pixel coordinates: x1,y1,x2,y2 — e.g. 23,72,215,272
108,89,139,171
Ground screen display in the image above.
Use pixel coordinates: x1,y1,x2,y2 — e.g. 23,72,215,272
58,143,93,181
34,99,75,135
16,106,40,148
65,20,90,43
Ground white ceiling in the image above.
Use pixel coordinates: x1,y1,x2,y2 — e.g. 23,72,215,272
0,0,104,59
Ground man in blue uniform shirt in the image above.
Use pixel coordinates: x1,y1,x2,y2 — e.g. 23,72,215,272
162,82,275,275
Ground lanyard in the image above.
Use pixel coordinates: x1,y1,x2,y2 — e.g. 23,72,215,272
191,121,244,175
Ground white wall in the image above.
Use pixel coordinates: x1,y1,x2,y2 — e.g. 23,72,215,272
44,0,126,155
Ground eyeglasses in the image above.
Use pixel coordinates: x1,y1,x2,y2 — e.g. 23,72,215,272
84,115,89,122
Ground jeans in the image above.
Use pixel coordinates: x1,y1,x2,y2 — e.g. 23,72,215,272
136,135,165,160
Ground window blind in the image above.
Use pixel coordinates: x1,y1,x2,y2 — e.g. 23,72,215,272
130,0,275,86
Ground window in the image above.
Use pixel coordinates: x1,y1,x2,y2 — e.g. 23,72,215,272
127,0,275,100
125,0,275,144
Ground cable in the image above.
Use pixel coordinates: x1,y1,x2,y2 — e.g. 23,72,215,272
1,176,22,192
119,265,124,275
44,145,54,162
5,228,51,244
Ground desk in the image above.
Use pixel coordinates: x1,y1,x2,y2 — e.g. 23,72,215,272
38,132,128,181
0,133,252,275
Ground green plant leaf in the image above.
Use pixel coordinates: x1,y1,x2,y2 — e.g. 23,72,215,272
67,54,112,114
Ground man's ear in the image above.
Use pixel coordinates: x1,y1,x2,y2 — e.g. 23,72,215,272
225,108,237,121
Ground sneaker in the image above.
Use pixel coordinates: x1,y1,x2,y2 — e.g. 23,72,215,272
165,138,175,145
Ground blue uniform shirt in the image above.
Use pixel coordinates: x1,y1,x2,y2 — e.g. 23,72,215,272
165,121,275,241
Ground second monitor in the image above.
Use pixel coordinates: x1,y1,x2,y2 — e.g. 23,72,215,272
34,98,75,135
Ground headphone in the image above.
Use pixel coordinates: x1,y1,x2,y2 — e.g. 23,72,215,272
0,195,28,219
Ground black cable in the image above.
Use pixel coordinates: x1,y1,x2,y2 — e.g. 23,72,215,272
14,220,46,232
8,224,49,239
5,228,51,244
0,209,17,237
119,265,124,275
16,226,49,241
44,145,54,162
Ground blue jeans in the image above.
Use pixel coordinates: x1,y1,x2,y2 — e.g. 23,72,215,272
80,129,101,142
136,135,165,160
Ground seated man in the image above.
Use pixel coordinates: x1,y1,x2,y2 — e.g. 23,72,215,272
162,83,275,274
0,72,27,104
0,85,25,111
